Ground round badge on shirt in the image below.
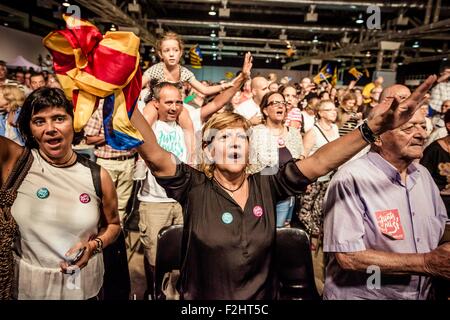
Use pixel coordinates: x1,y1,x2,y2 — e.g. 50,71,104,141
221,212,233,224
79,193,91,204
253,205,264,218
36,187,50,199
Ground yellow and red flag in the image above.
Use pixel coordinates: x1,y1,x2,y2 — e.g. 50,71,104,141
348,67,363,80
189,44,203,69
43,14,143,150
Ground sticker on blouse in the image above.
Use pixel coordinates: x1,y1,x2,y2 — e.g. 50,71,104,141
375,209,405,240
79,193,91,204
253,205,264,218
221,212,233,224
36,187,49,199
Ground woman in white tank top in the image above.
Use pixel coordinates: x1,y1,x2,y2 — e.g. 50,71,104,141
0,88,120,299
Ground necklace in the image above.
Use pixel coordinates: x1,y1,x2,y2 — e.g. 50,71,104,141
270,126,286,146
213,174,247,198
38,149,77,168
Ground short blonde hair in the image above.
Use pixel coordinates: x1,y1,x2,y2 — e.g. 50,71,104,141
199,112,251,178
156,31,184,54
0,85,25,112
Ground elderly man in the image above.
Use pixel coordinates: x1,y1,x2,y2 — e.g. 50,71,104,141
234,76,269,125
323,84,450,300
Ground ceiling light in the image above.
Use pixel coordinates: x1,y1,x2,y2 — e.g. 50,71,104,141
218,26,226,38
264,42,271,50
275,54,280,60
209,5,217,16
281,57,286,63
312,36,318,43
265,58,270,64
210,30,216,38
3,22,8,27
443,57,448,61
279,29,287,41
156,23,164,35
211,43,216,49
150,47,155,53
356,14,364,24
337,59,342,62
110,24,117,31
350,5,357,9
412,41,420,48
62,0,70,8
365,51,371,57
219,0,230,17
218,54,222,60
305,5,318,22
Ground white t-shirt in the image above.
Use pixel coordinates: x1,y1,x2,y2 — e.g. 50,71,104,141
138,120,187,202
234,98,261,120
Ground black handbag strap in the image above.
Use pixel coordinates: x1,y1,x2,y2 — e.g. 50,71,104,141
314,124,330,143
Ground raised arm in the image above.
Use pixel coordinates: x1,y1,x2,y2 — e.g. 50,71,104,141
200,52,253,122
298,75,437,180
130,109,177,176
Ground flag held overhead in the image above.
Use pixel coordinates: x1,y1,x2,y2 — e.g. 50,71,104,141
43,14,143,150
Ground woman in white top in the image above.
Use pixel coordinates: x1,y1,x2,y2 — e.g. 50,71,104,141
299,100,339,238
249,91,303,227
0,87,120,299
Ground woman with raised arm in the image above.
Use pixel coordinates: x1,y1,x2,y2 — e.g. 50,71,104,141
131,73,436,300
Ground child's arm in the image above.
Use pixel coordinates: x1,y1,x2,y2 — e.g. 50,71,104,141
178,108,196,165
190,78,234,97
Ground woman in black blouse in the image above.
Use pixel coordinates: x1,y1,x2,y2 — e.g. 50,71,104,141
130,74,436,299
421,109,450,217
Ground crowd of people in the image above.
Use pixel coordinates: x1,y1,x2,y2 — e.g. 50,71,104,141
1,29,450,300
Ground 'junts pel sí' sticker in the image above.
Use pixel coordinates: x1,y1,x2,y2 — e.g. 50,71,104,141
253,205,264,218
79,193,91,204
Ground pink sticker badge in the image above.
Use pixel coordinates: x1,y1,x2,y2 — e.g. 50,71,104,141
79,193,91,204
375,209,405,240
253,205,264,218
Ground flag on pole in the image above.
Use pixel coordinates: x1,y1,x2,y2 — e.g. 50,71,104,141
313,63,332,84
348,67,363,80
331,66,338,86
43,14,143,150
363,68,370,78
189,44,203,69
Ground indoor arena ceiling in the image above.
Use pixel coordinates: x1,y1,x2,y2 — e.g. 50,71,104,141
1,0,449,69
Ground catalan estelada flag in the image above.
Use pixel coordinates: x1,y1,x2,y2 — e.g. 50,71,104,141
313,63,332,84
348,67,363,80
189,44,203,69
43,14,143,150
331,66,338,86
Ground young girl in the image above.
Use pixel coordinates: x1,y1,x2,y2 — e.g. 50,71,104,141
141,31,236,163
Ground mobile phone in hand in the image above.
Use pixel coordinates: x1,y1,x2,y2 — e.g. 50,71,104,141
67,247,86,265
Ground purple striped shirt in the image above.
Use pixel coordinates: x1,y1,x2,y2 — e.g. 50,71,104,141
323,151,448,300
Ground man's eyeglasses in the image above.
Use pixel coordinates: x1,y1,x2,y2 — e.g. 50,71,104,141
267,101,286,107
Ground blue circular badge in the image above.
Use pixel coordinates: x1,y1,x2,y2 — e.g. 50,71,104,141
36,187,49,199
221,212,233,224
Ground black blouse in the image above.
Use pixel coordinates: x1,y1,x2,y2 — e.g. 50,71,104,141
420,140,450,217
156,160,311,299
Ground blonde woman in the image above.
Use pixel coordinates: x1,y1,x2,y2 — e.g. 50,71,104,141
129,74,435,299
0,85,25,145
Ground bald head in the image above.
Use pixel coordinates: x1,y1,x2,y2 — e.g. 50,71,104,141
251,76,269,105
380,84,411,103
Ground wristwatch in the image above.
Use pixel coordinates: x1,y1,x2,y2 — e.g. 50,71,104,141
358,119,379,144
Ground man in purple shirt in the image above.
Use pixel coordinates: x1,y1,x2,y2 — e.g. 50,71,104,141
323,85,450,300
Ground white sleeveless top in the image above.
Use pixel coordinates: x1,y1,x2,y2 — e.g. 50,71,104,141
11,149,104,300
309,123,340,182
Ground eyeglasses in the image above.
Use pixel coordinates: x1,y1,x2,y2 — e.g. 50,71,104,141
267,101,286,107
320,108,336,112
